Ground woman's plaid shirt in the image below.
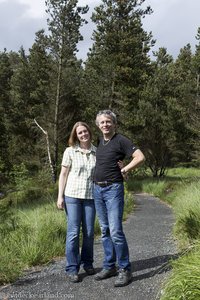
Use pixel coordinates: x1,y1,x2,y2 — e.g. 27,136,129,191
61,144,96,199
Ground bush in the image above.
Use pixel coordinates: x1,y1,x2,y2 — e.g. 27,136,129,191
0,200,19,237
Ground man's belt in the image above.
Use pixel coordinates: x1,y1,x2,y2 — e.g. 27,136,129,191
94,181,113,187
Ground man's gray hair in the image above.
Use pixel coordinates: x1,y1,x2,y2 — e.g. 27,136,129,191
95,110,117,126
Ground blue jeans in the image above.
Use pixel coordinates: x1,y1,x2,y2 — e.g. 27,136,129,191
64,197,95,274
94,183,131,271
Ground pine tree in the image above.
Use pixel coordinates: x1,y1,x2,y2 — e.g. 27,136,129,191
0,50,13,184
44,0,89,181
137,48,175,176
8,47,37,168
172,44,197,165
81,0,154,135
190,28,200,164
137,45,197,176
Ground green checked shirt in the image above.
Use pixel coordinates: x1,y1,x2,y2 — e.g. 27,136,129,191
62,144,96,199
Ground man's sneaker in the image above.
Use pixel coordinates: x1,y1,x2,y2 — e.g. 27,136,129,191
94,267,117,281
67,273,80,283
114,269,132,287
84,267,95,275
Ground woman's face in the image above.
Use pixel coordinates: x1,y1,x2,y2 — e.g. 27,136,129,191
76,125,90,143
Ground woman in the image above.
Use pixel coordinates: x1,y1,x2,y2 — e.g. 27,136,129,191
57,122,96,283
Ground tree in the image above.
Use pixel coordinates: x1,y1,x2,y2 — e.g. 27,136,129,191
190,28,200,164
137,48,175,176
171,44,197,165
8,47,38,168
43,0,89,182
81,0,154,136
137,45,198,176
0,50,13,184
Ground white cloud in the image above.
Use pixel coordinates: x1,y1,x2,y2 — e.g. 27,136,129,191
18,0,46,18
0,0,47,52
143,0,200,57
0,0,200,60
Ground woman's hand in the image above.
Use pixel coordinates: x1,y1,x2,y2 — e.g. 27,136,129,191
117,160,124,169
57,196,64,210
118,160,128,180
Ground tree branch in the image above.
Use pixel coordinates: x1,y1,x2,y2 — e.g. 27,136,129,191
34,119,56,183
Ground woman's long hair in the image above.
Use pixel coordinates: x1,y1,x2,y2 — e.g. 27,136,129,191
68,122,92,147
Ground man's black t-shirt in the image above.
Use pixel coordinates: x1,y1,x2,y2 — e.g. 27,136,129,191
94,133,138,182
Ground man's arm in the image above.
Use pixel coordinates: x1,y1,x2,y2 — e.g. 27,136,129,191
121,149,145,175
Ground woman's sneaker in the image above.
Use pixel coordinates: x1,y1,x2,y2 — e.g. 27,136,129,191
67,273,80,283
114,269,132,287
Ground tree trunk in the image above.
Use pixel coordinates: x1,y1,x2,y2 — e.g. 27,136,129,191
53,53,63,182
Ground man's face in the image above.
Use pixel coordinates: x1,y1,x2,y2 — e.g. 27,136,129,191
97,114,116,136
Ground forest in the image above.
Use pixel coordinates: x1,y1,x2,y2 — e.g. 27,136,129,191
0,0,200,189
1,2,200,298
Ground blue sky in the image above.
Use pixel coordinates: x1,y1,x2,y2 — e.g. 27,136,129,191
0,0,200,61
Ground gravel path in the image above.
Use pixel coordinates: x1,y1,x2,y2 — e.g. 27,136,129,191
0,193,178,300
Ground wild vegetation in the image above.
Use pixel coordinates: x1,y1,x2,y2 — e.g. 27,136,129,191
1,0,200,188
127,168,200,300
0,0,200,297
0,168,134,284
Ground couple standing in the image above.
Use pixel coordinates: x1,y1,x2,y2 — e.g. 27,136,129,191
57,110,145,287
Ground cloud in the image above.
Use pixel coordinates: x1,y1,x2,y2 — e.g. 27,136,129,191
0,0,200,60
18,0,46,18
77,0,101,60
143,0,200,57
0,0,47,52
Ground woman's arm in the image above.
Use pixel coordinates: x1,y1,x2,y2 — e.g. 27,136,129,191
57,166,70,210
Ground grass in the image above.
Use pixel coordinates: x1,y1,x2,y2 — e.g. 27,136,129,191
1,165,200,296
0,181,134,284
0,197,66,284
159,181,200,299
160,242,200,300
127,168,200,300
127,167,200,204
123,182,135,220
173,182,200,244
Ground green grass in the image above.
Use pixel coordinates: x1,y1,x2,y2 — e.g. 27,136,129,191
0,180,134,284
0,198,66,283
160,180,200,299
127,168,200,300
166,167,200,178
173,182,200,244
160,242,200,300
127,167,200,205
1,165,200,294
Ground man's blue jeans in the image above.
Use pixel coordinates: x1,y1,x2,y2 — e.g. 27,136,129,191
94,183,131,271
64,197,95,274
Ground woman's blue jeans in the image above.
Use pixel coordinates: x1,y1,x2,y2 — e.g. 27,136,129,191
64,197,95,274
94,183,131,271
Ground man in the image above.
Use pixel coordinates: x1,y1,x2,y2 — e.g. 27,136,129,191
93,110,145,287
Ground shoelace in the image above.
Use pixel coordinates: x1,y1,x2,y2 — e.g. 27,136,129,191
118,269,126,278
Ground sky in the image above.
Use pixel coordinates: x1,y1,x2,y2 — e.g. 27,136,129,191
0,0,200,61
